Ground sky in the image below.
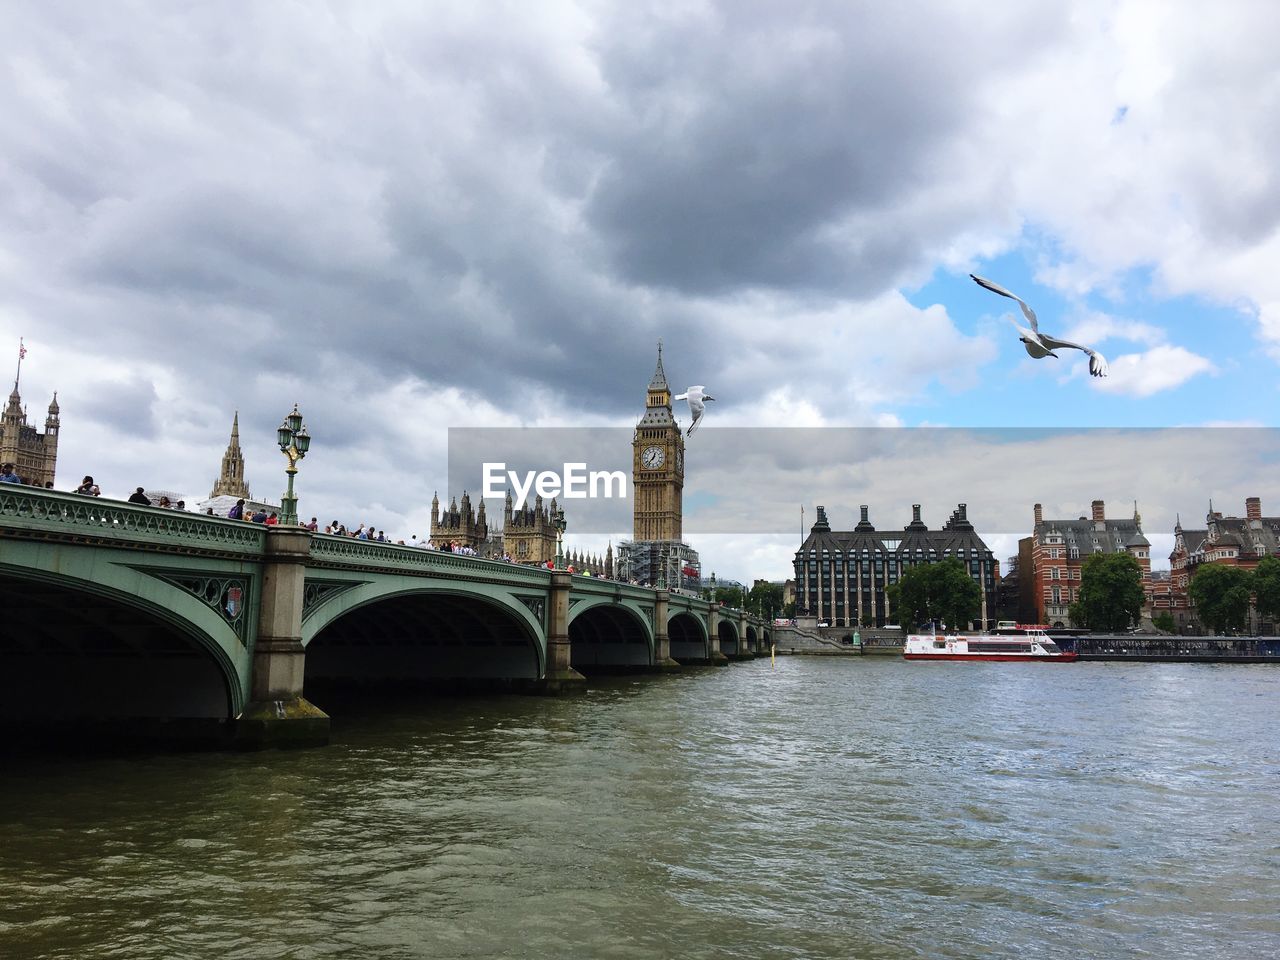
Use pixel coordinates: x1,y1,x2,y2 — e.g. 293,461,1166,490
3,0,1279,582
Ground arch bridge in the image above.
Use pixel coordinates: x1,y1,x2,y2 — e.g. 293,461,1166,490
0,486,768,746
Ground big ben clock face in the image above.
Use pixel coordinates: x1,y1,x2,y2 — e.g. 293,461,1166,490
641,445,665,469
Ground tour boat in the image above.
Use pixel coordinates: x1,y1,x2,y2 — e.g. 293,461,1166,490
903,628,1077,662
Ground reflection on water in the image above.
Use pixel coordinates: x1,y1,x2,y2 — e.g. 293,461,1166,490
3,661,1280,959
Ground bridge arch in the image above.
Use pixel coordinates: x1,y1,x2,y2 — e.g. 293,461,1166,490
0,558,245,721
718,619,740,656
668,610,709,663
745,624,759,653
303,583,546,687
568,600,654,673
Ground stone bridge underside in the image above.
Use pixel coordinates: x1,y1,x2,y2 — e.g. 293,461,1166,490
569,604,652,672
305,593,543,686
0,573,235,720
669,611,709,663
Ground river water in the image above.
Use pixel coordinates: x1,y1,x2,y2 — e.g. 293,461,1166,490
3,658,1279,959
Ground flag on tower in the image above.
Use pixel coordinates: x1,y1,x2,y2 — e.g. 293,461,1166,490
18,340,26,359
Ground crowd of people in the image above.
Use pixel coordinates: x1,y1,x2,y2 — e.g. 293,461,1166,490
18,475,638,580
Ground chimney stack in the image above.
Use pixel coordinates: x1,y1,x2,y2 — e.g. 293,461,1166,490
912,504,922,524
1246,496,1262,520
1034,503,1043,526
860,505,869,523
1092,500,1105,522
957,503,968,522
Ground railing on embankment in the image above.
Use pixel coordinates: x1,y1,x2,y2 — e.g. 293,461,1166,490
1056,635,1280,663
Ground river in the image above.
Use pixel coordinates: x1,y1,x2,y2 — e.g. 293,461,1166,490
3,658,1278,959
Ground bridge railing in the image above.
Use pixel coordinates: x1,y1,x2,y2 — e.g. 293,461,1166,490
0,485,268,554
308,534,554,584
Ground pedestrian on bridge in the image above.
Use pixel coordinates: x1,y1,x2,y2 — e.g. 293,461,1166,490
127,487,150,506
1,463,22,484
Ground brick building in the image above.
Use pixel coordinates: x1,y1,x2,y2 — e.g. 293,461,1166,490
1169,496,1280,633
1017,500,1152,627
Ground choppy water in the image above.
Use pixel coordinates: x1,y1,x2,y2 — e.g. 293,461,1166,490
3,659,1279,959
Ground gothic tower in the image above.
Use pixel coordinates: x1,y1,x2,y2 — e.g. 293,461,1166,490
210,411,251,498
632,342,684,541
0,350,59,486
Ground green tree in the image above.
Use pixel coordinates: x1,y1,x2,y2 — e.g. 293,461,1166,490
713,586,744,609
1071,552,1144,631
1152,611,1176,634
1190,564,1255,634
745,581,786,619
888,558,981,630
1253,556,1280,626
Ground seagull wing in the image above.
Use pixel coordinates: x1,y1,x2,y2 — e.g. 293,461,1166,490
970,274,1039,332
1039,334,1109,377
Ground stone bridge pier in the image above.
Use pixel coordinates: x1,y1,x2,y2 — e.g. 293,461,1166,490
237,528,329,747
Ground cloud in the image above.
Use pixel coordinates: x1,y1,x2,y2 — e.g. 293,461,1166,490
1061,310,1167,348
1092,345,1216,397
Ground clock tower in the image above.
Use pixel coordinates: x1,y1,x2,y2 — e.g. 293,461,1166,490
632,342,684,541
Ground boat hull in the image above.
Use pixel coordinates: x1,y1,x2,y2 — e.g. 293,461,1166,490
903,652,1078,662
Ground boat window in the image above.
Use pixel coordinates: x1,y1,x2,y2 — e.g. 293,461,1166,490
1038,640,1061,653
933,640,946,649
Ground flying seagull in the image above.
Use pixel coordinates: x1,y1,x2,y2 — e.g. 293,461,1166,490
970,274,1109,377
674,386,715,436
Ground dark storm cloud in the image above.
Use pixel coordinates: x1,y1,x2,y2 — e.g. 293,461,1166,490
584,2,1057,295
79,376,159,440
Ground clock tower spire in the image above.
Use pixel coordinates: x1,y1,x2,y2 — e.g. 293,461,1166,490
633,341,684,541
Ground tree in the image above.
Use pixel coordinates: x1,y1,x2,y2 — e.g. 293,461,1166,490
1152,611,1176,634
1071,552,1144,631
713,586,744,609
888,558,981,630
1190,564,1255,635
1253,556,1280,626
745,581,786,619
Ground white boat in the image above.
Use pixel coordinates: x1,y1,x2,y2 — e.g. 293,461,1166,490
903,628,1077,662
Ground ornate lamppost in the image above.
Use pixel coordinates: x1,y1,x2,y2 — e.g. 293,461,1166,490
276,403,311,526
553,505,566,570
657,545,668,591
710,571,718,605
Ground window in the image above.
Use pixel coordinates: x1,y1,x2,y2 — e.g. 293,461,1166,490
1051,586,1061,604
1051,567,1060,580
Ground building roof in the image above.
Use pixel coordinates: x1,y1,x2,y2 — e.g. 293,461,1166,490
1036,517,1146,556
796,504,995,560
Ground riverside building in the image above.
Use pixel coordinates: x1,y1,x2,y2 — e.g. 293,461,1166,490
793,503,998,629
0,368,58,487
1017,500,1151,628
1169,496,1280,634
